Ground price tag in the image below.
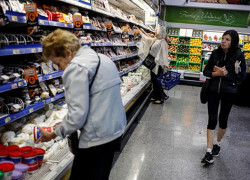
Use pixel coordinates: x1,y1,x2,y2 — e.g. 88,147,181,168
29,108,34,113
11,83,17,89
13,49,20,54
49,75,53,79
51,98,54,102
38,48,42,52
38,76,42,81
11,16,18,21
64,23,67,27
39,20,44,25
4,117,11,124
18,81,23,86
31,48,36,53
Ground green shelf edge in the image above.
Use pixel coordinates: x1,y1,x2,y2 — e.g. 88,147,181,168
178,44,190,46
190,45,202,48
168,35,178,37
189,62,201,64
177,53,189,55
243,50,250,52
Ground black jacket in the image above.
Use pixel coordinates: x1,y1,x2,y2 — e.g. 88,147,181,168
203,48,246,94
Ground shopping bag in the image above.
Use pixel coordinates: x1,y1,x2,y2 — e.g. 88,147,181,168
143,53,156,70
200,79,210,104
68,131,79,156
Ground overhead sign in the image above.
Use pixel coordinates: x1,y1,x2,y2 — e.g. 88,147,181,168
165,6,249,28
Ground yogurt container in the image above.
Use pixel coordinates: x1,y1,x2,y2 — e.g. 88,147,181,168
22,152,38,173
5,146,19,152
33,127,54,142
14,164,28,180
8,152,22,164
11,170,22,180
0,151,8,162
19,147,32,154
0,145,5,151
32,149,45,167
0,163,15,180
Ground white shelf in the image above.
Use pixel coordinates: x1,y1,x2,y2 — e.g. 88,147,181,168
57,0,91,10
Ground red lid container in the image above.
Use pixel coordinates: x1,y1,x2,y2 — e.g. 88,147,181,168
0,145,5,150
5,145,19,152
23,152,37,158
0,163,15,172
0,150,8,156
19,146,32,153
9,151,23,157
32,148,45,155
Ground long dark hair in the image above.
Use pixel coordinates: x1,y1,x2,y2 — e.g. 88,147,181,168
219,30,240,61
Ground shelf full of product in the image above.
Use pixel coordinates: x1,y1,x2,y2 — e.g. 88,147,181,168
0,0,155,179
167,28,248,79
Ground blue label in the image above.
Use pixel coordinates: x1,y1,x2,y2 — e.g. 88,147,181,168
0,156,8,161
10,157,22,164
37,155,44,161
24,156,37,164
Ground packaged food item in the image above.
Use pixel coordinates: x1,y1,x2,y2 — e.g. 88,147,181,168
8,151,22,164
5,145,19,152
22,152,38,173
11,170,22,180
14,164,29,180
19,146,32,154
33,127,54,142
0,145,5,151
32,148,45,167
0,162,14,180
0,150,8,161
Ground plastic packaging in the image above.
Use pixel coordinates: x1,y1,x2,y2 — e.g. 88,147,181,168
8,152,23,164
32,149,45,167
22,152,38,173
0,151,8,162
0,145,5,151
0,163,15,180
5,146,19,152
11,170,22,180
33,127,53,142
14,164,28,180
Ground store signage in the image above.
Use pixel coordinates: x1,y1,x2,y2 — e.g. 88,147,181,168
24,67,39,99
145,11,157,25
190,0,249,5
165,6,249,28
73,14,83,31
24,3,38,26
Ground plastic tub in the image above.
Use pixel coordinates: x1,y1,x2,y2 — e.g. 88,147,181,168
5,146,19,152
8,152,22,164
0,162,13,165
11,170,22,180
14,164,28,180
0,151,8,162
22,152,38,173
0,145,5,151
0,163,15,180
32,149,45,167
33,127,54,142
19,147,32,154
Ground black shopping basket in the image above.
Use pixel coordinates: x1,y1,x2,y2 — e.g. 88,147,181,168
157,71,181,91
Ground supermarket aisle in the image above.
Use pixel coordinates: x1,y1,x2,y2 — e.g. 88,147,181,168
109,85,250,180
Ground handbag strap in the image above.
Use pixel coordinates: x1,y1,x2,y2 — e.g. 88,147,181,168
89,52,101,90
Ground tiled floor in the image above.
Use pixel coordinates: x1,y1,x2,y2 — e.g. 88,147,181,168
109,85,250,180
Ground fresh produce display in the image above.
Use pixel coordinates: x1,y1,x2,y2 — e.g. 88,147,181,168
189,56,201,63
179,38,190,45
177,46,189,53
190,38,202,46
192,30,202,38
168,45,177,52
189,64,200,71
177,56,189,62
169,64,176,69
244,52,250,59
190,47,201,55
202,43,218,51
169,37,178,44
177,65,188,70
168,53,177,60
243,43,250,51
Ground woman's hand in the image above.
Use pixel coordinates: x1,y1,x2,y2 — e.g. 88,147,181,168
213,66,227,77
35,127,57,143
165,65,170,71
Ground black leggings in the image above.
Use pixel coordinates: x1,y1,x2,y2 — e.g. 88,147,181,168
207,91,234,130
151,66,163,101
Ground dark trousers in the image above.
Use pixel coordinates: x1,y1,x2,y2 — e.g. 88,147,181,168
207,91,234,130
70,137,120,180
151,66,163,101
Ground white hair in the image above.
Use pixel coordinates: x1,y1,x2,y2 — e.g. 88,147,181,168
156,26,166,39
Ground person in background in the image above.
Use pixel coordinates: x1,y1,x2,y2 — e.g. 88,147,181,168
202,30,246,164
36,29,127,180
138,26,170,104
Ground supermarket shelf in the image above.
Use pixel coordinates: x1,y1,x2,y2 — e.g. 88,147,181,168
190,45,202,48
57,0,92,10
189,54,202,56
127,53,138,58
92,7,114,17
184,71,200,78
0,102,45,127
111,55,127,61
44,92,65,104
0,79,27,93
203,40,243,46
5,11,26,23
27,146,74,180
127,43,137,47
119,61,143,76
177,53,189,55
189,62,201,64
243,50,250,52
178,44,189,46
39,71,64,82
202,49,213,52
0,44,42,56
168,35,179,37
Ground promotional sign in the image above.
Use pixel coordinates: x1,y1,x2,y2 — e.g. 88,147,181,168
165,6,249,28
24,3,38,26
190,0,250,5
24,67,39,98
73,14,83,31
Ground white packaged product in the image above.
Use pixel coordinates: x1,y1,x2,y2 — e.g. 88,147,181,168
58,139,67,149
1,131,15,145
22,124,36,134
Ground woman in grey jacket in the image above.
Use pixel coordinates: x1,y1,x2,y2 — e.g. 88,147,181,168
36,29,127,179
201,30,246,164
